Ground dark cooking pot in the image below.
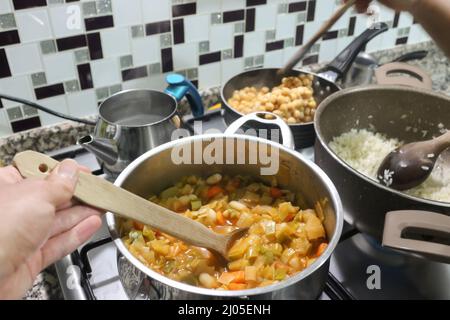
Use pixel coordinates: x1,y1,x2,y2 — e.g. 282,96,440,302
314,85,450,262
221,24,388,149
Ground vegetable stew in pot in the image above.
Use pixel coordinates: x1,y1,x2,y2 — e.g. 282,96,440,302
122,173,328,290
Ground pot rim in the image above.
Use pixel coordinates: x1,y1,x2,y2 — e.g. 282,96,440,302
106,133,344,297
220,67,340,128
98,88,179,128
314,84,450,208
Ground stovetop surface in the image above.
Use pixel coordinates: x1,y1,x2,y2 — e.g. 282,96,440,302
51,110,450,300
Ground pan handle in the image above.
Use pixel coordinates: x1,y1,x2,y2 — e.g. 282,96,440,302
323,22,388,81
382,210,450,264
374,62,433,89
224,112,295,150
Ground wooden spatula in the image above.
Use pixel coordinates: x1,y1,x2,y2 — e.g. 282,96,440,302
13,150,247,260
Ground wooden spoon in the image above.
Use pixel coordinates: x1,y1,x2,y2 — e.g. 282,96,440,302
13,150,247,260
377,130,450,190
278,0,356,75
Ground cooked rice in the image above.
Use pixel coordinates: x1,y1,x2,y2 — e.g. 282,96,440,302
329,129,450,203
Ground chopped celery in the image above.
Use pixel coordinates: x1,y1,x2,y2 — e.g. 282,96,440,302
274,268,287,280
142,226,155,240
160,186,179,199
228,238,250,260
190,199,202,211
228,258,249,271
264,251,274,264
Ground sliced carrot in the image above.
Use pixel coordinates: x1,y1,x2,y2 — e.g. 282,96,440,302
228,283,247,290
133,221,144,230
216,211,226,225
315,243,328,257
218,271,245,284
270,187,282,198
207,185,224,199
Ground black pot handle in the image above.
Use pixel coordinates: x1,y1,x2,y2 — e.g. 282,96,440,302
325,22,389,80
392,50,428,63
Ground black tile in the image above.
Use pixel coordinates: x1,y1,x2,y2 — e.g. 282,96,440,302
396,37,408,45
121,66,148,81
87,32,103,60
246,0,267,6
0,30,20,46
56,35,87,51
172,19,184,44
13,0,46,10
191,80,198,89
288,1,307,13
66,0,80,2
199,51,221,65
266,40,284,51
77,63,93,89
172,3,196,17
85,15,114,31
34,83,65,100
307,0,316,21
302,55,319,66
348,16,356,36
245,8,255,32
393,12,400,28
295,25,304,46
234,35,244,58
322,30,338,40
0,99,3,109
11,116,41,133
145,20,171,35
161,48,173,73
0,49,11,78
223,10,245,23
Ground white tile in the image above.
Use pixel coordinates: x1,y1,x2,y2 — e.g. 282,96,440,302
131,36,160,66
67,90,98,118
380,28,398,50
0,1,12,14
209,24,234,51
354,14,370,36
319,39,338,62
275,13,297,40
221,0,245,11
315,0,336,22
49,3,85,38
365,31,384,53
398,12,414,28
0,76,34,108
112,0,142,26
282,46,297,65
378,3,395,21
173,43,197,71
199,62,221,89
121,74,166,91
409,24,430,44
335,36,353,54
244,31,265,57
185,15,210,43
16,9,52,43
91,58,121,87
255,5,277,31
332,10,351,30
5,43,42,76
142,0,171,23
38,96,69,126
264,50,283,68
43,52,76,84
0,110,12,137
101,28,131,57
221,58,243,84
197,0,221,14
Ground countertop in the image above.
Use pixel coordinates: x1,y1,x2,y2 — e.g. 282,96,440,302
1,41,448,300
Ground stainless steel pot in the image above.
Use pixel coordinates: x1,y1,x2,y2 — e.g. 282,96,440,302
221,24,388,149
78,74,204,177
106,112,343,299
314,85,450,262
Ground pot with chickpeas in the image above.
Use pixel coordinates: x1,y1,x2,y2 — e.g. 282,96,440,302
220,24,389,148
106,132,343,299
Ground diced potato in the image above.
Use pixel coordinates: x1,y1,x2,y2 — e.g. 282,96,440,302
199,273,218,289
228,258,249,271
304,212,326,240
290,237,312,256
245,266,257,281
149,240,170,255
228,238,250,260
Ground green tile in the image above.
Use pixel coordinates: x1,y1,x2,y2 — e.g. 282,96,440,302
74,48,90,63
96,87,109,101
48,0,64,4
211,12,222,24
277,3,288,14
187,68,198,80
199,41,209,54
120,55,133,69
109,84,122,95
266,30,275,41
22,105,38,117
131,25,144,38
297,12,307,23
82,2,97,17
234,22,245,34
31,72,47,87
244,57,254,69
284,38,294,48
0,13,16,30
7,106,23,121
40,40,56,55
96,0,112,14
160,33,172,48
254,55,264,66
222,49,233,60
149,62,161,74
64,80,80,92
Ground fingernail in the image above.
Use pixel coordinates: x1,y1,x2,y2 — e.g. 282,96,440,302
57,160,78,181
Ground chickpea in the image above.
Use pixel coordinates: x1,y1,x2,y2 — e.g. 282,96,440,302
287,117,296,124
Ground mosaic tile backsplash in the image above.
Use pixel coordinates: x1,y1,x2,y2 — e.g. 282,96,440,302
0,0,430,136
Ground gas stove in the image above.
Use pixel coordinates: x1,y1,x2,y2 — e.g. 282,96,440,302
51,111,450,300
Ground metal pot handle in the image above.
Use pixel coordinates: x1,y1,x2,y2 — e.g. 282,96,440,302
224,112,295,150
375,62,432,89
382,210,450,264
